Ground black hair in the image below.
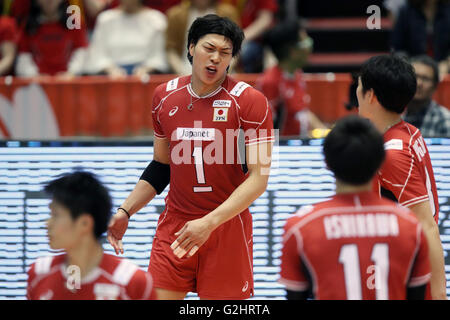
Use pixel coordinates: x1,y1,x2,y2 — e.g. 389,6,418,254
26,0,70,35
410,54,440,87
323,115,385,185
264,20,300,62
44,171,112,239
359,54,417,114
186,14,244,64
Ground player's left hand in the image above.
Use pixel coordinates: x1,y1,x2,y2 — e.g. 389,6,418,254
170,217,213,259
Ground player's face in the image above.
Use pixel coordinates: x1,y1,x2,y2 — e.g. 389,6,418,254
189,34,233,90
46,201,79,250
412,62,436,101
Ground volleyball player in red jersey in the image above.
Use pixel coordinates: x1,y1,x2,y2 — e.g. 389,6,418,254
357,54,446,299
27,171,157,300
280,115,431,300
107,14,274,299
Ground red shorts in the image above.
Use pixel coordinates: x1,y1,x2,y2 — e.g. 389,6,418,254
148,208,254,299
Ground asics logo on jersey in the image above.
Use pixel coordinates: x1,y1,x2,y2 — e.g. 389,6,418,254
169,106,179,117
242,281,249,292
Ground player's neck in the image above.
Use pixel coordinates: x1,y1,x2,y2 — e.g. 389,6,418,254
335,180,372,195
190,74,226,97
66,238,104,279
372,107,402,134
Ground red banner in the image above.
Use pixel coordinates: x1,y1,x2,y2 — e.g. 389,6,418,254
0,74,448,139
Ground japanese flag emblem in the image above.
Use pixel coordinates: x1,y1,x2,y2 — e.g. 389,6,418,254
213,108,228,122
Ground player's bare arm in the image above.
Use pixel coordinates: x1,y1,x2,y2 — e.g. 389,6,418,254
171,141,272,258
107,137,170,255
409,200,447,300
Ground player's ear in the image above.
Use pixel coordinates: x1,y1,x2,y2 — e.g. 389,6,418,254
76,214,94,235
367,89,376,104
189,43,195,58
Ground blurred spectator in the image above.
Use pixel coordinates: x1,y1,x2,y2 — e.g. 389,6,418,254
222,0,277,73
166,0,239,75
10,0,108,31
74,0,115,34
391,0,450,78
108,0,182,13
403,55,450,137
85,0,168,77
15,0,88,77
0,15,18,75
256,21,326,137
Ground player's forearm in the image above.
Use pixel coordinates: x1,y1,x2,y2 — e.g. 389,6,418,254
409,201,447,299
119,180,157,217
202,173,269,231
423,223,447,299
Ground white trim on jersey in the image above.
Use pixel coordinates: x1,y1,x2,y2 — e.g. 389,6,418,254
187,83,223,99
152,83,190,138
29,265,62,293
246,136,275,146
380,177,405,188
221,86,272,145
408,273,432,287
401,195,429,208
397,124,420,203
141,272,154,300
296,230,320,299
238,213,253,293
112,259,139,286
35,256,54,275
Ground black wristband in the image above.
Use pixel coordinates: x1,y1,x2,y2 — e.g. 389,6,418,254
118,207,130,219
140,160,170,194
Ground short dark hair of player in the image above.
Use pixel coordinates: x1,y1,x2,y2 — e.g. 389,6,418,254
44,171,112,239
359,54,417,114
264,20,300,62
323,115,385,185
411,54,440,87
186,14,245,64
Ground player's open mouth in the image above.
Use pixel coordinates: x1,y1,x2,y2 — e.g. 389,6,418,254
206,66,217,74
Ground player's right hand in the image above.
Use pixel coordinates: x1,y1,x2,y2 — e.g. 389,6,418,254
107,210,129,255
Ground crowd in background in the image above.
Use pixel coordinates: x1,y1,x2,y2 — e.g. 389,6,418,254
0,0,448,137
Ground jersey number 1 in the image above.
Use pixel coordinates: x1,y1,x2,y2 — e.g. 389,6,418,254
192,146,212,192
339,243,389,300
